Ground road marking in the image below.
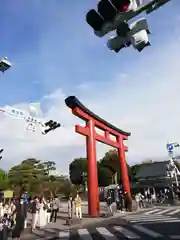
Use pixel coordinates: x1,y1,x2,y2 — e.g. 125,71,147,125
130,217,179,223
78,228,93,240
124,215,171,220
123,214,176,223
168,209,180,215
59,230,70,238
154,208,173,214
144,208,163,214
170,236,180,239
140,219,180,224
113,226,140,239
132,224,163,238
96,227,118,240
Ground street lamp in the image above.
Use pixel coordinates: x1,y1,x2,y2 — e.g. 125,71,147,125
166,142,180,187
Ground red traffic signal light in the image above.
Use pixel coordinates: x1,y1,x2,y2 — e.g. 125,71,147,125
110,0,131,12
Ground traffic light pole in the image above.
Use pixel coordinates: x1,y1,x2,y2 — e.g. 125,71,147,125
167,142,180,187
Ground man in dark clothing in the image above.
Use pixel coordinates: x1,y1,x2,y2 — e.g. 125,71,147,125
12,198,28,239
50,197,61,223
119,191,124,212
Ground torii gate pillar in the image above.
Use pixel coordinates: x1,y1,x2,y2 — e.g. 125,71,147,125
65,96,131,217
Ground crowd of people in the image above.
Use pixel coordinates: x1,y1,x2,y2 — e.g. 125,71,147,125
0,193,61,240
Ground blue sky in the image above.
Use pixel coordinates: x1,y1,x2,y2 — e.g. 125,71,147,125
0,0,178,104
0,0,180,173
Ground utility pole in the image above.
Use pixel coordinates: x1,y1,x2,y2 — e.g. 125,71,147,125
166,142,180,187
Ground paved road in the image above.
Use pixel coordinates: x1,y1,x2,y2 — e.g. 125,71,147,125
12,206,180,239
50,206,180,239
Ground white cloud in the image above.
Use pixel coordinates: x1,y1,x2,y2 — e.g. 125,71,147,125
2,34,180,174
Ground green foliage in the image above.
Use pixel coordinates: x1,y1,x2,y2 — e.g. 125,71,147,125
0,168,8,190
6,158,69,197
69,158,88,185
68,149,154,188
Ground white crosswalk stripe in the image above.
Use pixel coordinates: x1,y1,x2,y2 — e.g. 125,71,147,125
78,228,93,240
96,227,118,240
59,230,70,238
144,207,180,217
132,224,163,238
154,208,173,214
113,225,140,239
121,210,180,224
144,208,163,215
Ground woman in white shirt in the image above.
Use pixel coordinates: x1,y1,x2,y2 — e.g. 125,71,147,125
38,198,47,228
45,199,51,224
0,202,4,217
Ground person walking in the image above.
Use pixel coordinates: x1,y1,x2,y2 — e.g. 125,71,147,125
115,187,120,212
74,194,82,219
107,190,113,213
31,197,40,230
50,196,61,223
45,199,51,224
11,197,27,239
38,198,46,228
68,195,73,219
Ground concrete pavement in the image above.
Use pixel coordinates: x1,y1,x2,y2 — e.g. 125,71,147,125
17,201,126,239
52,206,180,239
12,203,180,239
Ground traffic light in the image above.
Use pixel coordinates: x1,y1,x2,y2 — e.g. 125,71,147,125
0,57,11,73
86,0,138,36
129,18,150,52
107,18,150,52
42,120,61,135
0,149,4,161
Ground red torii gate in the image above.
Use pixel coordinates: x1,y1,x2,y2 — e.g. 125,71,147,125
65,96,131,217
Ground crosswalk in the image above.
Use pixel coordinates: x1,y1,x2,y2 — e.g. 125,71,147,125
143,207,180,217
36,207,180,240
121,209,180,224
56,224,179,239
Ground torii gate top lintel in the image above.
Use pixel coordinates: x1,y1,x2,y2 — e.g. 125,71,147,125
65,96,131,149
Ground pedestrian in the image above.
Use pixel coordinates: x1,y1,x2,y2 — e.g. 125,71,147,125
38,198,46,228
31,196,40,230
115,187,120,212
68,195,73,219
11,197,27,239
107,190,113,213
124,191,129,211
74,193,82,219
45,199,51,224
0,213,11,240
50,196,61,223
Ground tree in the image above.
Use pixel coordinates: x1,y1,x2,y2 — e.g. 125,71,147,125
141,159,153,164
99,149,131,185
8,158,62,196
43,161,56,175
69,158,88,185
129,164,141,181
0,169,9,190
98,165,113,187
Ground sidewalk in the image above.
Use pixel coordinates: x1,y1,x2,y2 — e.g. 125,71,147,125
24,202,128,239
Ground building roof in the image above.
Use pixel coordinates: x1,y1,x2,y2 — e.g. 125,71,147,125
135,161,170,179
